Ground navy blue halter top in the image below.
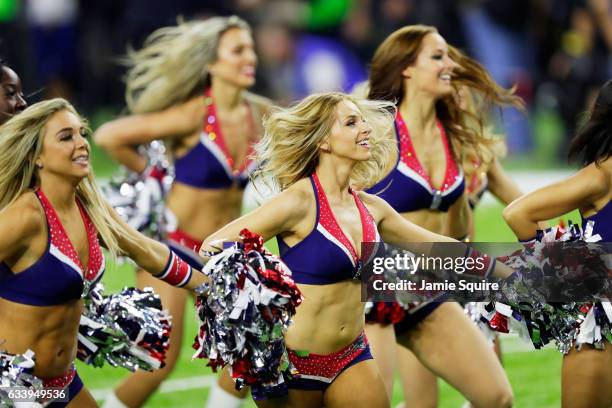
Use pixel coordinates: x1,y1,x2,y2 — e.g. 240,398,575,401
0,189,105,306
278,174,380,285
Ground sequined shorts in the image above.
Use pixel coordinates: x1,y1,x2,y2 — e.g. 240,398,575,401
40,365,83,407
252,331,373,400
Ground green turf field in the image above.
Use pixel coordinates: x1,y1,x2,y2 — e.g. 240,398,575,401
77,199,570,407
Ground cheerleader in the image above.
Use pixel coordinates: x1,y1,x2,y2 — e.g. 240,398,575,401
363,25,522,407
198,92,514,407
0,59,27,124
0,99,206,407
94,16,270,407
503,79,612,408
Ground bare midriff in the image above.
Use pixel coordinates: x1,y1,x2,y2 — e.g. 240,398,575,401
284,280,365,355
0,297,82,379
166,182,243,241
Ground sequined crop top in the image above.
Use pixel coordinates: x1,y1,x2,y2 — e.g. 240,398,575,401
0,189,105,306
367,113,464,213
278,173,380,285
174,89,257,189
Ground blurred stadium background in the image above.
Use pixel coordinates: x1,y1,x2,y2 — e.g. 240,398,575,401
1,0,610,406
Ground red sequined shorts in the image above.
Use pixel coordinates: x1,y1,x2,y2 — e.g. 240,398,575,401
287,331,372,391
39,364,83,407
251,332,372,400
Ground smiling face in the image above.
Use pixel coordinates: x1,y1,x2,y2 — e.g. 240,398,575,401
0,66,27,124
208,27,257,88
36,110,90,182
402,32,457,99
322,99,373,162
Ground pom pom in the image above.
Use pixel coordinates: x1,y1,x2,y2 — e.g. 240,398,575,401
102,141,175,241
78,284,171,371
365,301,406,325
192,229,303,392
484,222,612,353
0,349,43,406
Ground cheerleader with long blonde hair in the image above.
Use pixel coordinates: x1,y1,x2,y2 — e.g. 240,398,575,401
0,99,206,407
94,15,271,408
198,91,515,407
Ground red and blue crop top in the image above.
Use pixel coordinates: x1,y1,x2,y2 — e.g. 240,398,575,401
278,173,380,285
0,189,105,306
174,89,257,189
367,113,464,213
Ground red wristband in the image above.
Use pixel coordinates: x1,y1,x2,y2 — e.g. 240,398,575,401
156,249,192,287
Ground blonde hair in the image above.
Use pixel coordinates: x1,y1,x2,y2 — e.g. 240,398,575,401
254,92,396,190
0,98,134,260
124,15,250,114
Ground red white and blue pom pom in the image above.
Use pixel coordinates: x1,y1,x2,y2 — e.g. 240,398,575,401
365,301,406,325
102,141,175,241
192,229,303,392
0,349,43,406
78,284,171,371
483,221,612,353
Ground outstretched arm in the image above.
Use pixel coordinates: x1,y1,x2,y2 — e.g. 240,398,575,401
105,202,207,291
94,97,205,173
369,193,514,278
503,164,609,240
199,188,310,257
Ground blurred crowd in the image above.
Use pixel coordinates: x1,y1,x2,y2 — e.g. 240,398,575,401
0,0,611,155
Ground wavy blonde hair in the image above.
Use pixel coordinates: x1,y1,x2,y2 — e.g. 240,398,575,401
124,15,250,114
0,99,134,260
254,92,396,190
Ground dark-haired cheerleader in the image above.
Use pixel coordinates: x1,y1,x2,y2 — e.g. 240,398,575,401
504,79,612,408
0,59,27,125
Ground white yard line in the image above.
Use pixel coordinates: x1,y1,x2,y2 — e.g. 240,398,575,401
478,170,573,206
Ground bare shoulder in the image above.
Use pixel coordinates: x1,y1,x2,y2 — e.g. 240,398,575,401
579,163,611,197
177,95,206,119
599,158,612,187
355,190,392,219
4,192,44,236
277,179,314,216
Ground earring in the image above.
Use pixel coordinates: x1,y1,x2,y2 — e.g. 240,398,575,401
36,163,43,169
